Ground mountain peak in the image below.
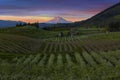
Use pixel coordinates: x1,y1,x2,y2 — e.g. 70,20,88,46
54,16,63,21
47,17,72,24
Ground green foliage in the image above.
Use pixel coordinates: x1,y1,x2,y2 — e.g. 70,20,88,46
0,34,41,54
0,50,119,80
0,26,64,39
108,22,120,32
87,32,120,40
0,25,120,79
103,26,110,32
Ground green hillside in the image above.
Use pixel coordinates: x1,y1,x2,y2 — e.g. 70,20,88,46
0,26,60,39
114,15,120,19
79,2,120,27
0,28,120,79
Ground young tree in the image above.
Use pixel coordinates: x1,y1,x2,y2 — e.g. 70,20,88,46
35,22,39,29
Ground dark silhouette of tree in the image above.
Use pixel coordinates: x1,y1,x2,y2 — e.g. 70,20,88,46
20,23,22,26
16,23,23,27
108,22,120,32
35,22,39,29
16,23,19,27
22,23,27,26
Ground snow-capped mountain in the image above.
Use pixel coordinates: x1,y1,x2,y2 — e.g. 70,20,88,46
47,17,72,24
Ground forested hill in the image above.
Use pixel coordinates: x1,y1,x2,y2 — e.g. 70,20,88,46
77,2,120,27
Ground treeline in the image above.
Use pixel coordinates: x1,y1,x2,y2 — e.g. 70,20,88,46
15,22,81,31
16,23,27,27
16,22,39,29
105,21,120,32
42,23,79,31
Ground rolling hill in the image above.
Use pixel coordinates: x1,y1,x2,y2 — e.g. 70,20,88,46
78,2,120,27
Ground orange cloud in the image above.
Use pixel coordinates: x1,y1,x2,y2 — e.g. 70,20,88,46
0,16,53,23
0,16,85,23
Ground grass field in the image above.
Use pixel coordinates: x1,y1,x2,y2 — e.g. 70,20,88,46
0,26,120,80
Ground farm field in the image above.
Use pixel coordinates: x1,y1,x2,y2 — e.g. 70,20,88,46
0,0,120,80
0,26,120,80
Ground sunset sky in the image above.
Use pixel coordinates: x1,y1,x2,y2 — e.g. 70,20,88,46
0,0,119,23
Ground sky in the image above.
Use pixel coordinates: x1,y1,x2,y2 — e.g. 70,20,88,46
0,0,119,23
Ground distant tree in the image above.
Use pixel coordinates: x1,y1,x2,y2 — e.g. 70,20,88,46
108,22,120,32
67,32,71,36
104,26,110,33
22,23,27,26
34,22,39,29
16,23,19,27
16,23,23,27
19,23,22,26
27,23,31,25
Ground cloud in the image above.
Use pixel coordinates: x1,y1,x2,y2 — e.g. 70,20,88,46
0,0,119,11
0,0,119,22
